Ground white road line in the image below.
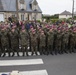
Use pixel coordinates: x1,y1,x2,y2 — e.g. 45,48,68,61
0,59,43,66
0,70,48,75
4,52,40,56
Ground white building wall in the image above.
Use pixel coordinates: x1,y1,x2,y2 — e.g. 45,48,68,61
32,13,42,20
36,13,42,20
2,12,42,21
0,13,4,22
59,15,72,19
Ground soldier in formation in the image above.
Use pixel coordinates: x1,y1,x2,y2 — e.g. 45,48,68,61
0,21,76,57
20,26,29,56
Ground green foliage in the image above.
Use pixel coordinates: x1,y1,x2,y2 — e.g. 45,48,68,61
42,14,59,22
36,20,41,23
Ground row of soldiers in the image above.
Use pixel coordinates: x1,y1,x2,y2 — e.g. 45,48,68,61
0,22,76,57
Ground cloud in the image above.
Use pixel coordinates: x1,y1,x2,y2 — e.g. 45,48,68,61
37,0,74,15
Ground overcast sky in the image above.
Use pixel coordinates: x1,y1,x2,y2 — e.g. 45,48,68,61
36,0,76,15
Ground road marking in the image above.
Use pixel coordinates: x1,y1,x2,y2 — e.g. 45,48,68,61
0,59,43,66
4,52,40,56
0,70,48,75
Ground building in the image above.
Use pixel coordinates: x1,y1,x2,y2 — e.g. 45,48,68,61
0,0,42,22
74,11,76,16
59,10,72,19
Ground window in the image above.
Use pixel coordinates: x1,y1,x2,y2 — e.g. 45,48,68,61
33,0,38,10
12,14,16,17
19,0,25,10
21,14,24,21
20,4,24,9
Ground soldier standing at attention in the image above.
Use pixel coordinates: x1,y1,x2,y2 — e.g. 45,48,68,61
53,26,58,55
30,29,38,56
20,27,29,56
73,28,76,53
9,25,20,57
39,31,46,55
47,28,54,55
62,28,69,53
69,28,75,53
1,26,10,57
0,35,1,57
56,28,62,54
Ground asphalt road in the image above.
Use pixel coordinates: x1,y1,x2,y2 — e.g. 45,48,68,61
0,53,76,75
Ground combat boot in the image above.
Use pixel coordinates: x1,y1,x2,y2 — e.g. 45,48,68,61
26,53,29,56
31,52,34,56
2,53,6,57
8,53,11,57
12,52,15,57
35,52,38,56
0,52,1,57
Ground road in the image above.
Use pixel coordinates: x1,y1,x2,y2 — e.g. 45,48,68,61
0,53,76,75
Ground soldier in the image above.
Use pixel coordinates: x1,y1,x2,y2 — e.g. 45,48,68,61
0,36,1,57
9,25,20,57
61,28,65,54
20,27,29,56
69,29,74,53
0,26,10,57
47,28,54,55
73,28,76,53
39,31,46,55
56,28,62,54
30,29,38,56
62,28,69,53
53,26,58,55
37,28,42,52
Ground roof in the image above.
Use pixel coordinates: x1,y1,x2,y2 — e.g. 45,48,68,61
0,0,42,13
0,0,4,11
60,10,72,15
30,0,38,5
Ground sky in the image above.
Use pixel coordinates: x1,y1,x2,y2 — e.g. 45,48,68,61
36,0,76,15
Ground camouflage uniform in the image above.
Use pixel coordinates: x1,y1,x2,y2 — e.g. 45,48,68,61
62,31,69,53
0,36,1,57
47,29,54,55
53,30,57,55
73,30,76,53
56,30,62,54
9,29,19,56
69,30,74,53
30,31,38,55
20,29,29,56
39,31,46,55
1,28,9,57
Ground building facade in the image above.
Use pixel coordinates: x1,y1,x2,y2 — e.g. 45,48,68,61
0,0,42,22
59,10,72,19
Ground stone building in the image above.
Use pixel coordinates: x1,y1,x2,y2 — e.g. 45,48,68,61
59,10,72,19
0,0,42,22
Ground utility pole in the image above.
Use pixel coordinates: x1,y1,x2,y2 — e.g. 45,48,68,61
16,0,19,19
72,0,74,21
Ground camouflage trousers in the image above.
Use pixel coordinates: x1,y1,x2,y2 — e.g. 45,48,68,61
40,46,46,55
11,45,19,56
47,45,53,54
31,45,38,55
1,45,10,57
21,45,28,56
